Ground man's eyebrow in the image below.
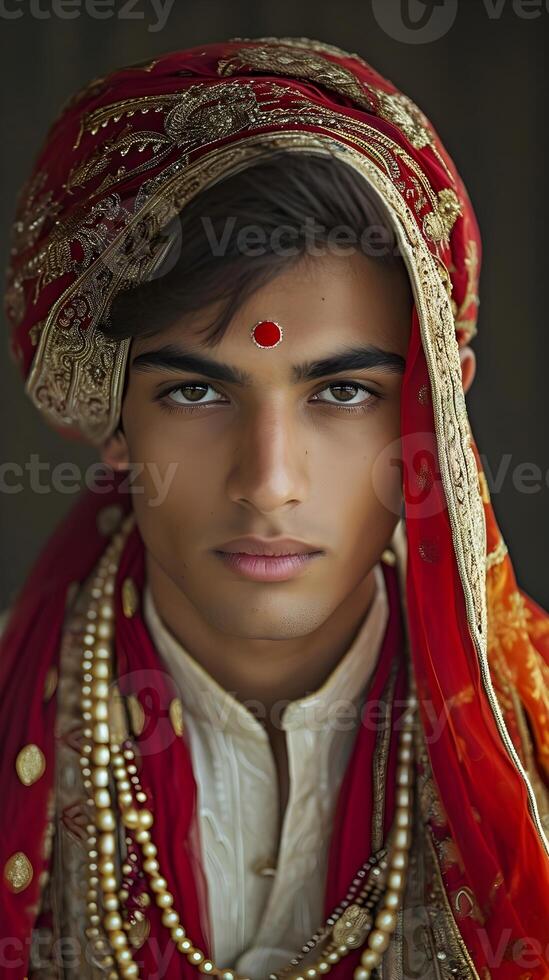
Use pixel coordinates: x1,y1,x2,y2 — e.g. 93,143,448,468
132,346,252,383
131,344,406,384
293,345,406,381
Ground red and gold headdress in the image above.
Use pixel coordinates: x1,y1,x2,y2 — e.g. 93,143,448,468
2,36,548,978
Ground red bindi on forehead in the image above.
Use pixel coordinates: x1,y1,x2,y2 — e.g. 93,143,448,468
251,320,284,349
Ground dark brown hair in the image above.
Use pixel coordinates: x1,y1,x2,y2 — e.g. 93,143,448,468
102,148,403,347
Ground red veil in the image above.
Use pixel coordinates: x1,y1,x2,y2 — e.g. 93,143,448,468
1,37,548,979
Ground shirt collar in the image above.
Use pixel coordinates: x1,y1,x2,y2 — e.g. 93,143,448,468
143,563,388,739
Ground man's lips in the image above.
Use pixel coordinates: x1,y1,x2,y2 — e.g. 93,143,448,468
213,536,324,581
213,549,323,582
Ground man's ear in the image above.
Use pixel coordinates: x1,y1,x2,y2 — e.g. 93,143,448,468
459,344,476,395
101,428,130,471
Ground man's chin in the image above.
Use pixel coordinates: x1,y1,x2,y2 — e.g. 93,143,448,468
195,593,330,641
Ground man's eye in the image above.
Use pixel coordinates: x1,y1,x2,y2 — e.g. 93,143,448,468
165,383,224,406
311,383,378,408
160,380,379,413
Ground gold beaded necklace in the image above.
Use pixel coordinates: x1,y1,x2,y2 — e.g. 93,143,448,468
78,513,417,980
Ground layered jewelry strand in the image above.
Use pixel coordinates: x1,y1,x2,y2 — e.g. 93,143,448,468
79,516,416,979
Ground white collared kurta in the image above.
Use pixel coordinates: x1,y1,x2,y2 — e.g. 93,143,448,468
142,562,389,978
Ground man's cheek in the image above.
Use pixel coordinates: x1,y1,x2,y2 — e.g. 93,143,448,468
370,439,404,519
142,460,180,507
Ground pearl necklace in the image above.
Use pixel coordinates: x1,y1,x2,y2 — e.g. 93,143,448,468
78,514,417,980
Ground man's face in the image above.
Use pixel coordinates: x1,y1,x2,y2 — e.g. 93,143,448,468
106,250,413,640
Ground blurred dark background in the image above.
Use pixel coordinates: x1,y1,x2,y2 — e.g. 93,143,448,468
1,0,548,608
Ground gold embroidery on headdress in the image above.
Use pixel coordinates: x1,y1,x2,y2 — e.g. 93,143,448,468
374,90,433,149
217,39,455,187
77,94,177,142
23,91,446,445
225,37,454,181
217,43,375,112
5,174,61,328
219,38,449,180
455,238,480,336
434,257,454,300
424,188,462,245
229,35,371,66
10,172,60,257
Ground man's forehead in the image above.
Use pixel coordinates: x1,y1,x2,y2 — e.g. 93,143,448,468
130,246,412,366
133,301,411,364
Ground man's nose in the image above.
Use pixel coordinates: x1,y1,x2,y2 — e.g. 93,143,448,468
225,402,309,514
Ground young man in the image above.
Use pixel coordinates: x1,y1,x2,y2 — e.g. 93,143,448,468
1,37,547,980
